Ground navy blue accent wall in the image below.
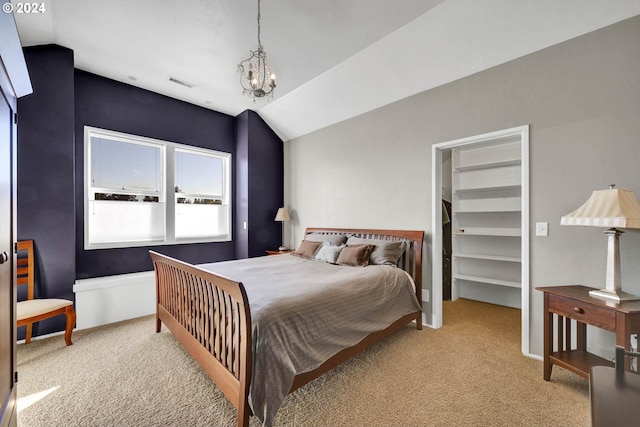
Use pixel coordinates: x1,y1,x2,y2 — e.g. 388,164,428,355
17,45,76,338
16,44,284,338
74,70,236,278
235,112,250,259
235,110,283,258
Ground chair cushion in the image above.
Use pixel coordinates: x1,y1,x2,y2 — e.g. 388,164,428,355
17,299,73,321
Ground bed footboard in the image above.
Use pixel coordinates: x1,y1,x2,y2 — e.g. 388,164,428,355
150,251,252,427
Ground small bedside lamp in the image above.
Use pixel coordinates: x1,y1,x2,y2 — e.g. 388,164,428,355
561,185,640,302
274,207,290,251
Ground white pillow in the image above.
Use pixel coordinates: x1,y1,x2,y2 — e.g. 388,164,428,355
313,242,346,264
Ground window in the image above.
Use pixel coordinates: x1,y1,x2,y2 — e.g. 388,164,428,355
84,126,231,249
174,147,229,240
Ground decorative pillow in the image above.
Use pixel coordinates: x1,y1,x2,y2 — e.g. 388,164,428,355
304,233,348,246
292,240,323,259
313,242,346,264
346,237,406,266
336,244,373,267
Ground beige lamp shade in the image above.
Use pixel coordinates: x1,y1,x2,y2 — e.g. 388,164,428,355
274,207,290,222
561,186,640,229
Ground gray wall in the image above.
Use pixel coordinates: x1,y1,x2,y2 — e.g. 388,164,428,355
285,16,640,358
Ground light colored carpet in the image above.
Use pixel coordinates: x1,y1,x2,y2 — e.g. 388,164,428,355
16,299,589,426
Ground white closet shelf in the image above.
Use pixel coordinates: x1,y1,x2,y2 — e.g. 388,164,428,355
454,158,521,172
454,253,521,262
454,208,521,214
454,227,521,237
454,184,521,193
454,274,521,288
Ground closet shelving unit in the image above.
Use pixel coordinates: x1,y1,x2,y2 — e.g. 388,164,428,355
451,137,522,308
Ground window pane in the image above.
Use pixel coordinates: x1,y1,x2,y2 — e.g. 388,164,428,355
88,201,165,244
175,150,223,196
175,203,230,240
91,137,161,192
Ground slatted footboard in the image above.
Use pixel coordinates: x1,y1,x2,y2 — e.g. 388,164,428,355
150,251,252,427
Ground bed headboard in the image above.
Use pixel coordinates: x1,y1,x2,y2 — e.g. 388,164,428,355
303,227,424,304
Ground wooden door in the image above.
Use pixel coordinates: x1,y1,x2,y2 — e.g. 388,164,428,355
0,88,17,427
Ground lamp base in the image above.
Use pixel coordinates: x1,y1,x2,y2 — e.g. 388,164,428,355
278,245,289,251
588,288,640,302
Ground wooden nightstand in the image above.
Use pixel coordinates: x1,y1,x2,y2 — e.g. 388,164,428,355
266,249,292,255
537,285,640,380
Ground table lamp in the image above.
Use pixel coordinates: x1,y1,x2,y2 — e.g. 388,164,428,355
561,184,640,302
274,207,290,251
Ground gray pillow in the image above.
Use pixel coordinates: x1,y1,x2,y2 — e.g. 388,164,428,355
313,242,346,264
346,237,406,266
304,233,348,246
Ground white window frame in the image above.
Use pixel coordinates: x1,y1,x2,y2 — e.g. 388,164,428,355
84,126,232,250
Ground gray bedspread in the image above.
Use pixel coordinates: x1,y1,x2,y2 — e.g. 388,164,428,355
199,254,421,426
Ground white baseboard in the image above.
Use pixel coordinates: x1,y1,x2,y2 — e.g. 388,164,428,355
73,271,155,330
17,330,65,345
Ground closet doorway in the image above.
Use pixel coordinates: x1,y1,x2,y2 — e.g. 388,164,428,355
431,125,530,356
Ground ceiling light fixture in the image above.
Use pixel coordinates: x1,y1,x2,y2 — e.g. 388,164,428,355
237,0,276,100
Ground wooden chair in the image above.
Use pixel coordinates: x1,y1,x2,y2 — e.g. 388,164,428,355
16,240,76,345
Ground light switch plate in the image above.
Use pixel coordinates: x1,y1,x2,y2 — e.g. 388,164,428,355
536,222,549,237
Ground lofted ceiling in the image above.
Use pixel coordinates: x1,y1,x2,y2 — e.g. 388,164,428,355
11,0,640,141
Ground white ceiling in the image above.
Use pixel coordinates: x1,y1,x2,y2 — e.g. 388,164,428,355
12,0,640,141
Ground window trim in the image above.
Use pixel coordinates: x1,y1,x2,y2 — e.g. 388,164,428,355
84,126,232,250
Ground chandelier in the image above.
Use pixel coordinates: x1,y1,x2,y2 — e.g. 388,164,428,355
237,0,276,99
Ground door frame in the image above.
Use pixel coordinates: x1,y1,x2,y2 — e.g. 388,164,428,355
0,65,17,427
431,125,530,356
0,13,33,426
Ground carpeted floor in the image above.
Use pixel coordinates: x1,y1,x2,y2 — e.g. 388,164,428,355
16,299,589,426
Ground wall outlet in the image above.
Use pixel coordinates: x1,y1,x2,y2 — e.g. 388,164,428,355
536,222,549,237
424,290,429,303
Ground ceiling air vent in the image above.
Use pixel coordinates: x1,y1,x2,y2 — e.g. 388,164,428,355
169,76,195,88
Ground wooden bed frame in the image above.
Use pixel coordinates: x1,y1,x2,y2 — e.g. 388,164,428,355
150,228,423,427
